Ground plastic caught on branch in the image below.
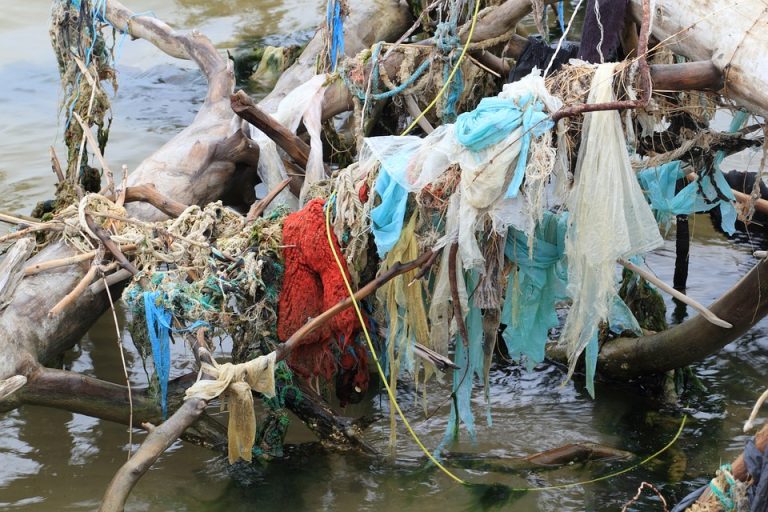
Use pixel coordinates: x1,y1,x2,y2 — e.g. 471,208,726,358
637,160,739,235
247,75,327,210
440,272,486,446
185,350,277,463
562,63,662,382
143,291,172,418
455,93,553,198
363,71,561,266
502,211,568,369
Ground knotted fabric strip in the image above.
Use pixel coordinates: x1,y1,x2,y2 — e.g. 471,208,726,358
185,350,276,463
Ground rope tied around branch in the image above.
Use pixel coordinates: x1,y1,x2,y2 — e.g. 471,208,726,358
185,349,277,463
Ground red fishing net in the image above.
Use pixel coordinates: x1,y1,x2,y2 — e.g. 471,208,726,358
277,198,369,402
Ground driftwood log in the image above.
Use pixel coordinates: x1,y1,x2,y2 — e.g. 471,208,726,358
629,0,768,118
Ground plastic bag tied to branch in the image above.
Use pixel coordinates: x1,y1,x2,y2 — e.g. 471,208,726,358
562,63,663,381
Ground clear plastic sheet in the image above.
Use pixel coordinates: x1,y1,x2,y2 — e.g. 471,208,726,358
562,63,663,380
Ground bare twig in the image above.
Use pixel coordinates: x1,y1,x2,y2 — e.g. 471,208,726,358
618,258,732,329
23,246,135,276
84,214,139,276
49,264,99,316
246,178,292,222
0,224,62,244
99,397,207,512
409,246,442,285
448,243,470,346
0,211,41,225
744,387,768,432
102,273,134,458
50,146,65,183
89,268,134,294
99,328,212,512
231,90,322,174
551,0,652,123
405,95,435,134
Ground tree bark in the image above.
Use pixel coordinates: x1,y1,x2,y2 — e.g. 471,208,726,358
547,257,768,380
629,0,768,117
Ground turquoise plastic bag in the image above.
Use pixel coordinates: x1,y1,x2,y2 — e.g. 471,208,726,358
501,211,569,369
638,160,737,235
369,143,420,257
454,94,553,198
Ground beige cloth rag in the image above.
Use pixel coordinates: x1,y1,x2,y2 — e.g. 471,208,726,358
185,352,277,463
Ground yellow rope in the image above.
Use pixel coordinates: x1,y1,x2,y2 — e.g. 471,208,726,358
324,194,688,490
399,0,482,136
324,194,466,484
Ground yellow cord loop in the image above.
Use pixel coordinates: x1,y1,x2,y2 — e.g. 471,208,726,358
399,0,482,136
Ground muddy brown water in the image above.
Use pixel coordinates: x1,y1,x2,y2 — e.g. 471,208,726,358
0,2,767,511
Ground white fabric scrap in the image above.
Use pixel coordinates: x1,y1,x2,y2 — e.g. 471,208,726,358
248,74,328,211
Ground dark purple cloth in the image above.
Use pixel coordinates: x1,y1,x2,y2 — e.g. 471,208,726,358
577,0,629,63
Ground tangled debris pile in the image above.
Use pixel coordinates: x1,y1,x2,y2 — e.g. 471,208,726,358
3,0,768,509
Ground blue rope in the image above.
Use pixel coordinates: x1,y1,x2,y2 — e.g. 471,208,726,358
708,464,737,511
340,43,433,101
434,21,463,122
557,1,566,32
326,0,345,71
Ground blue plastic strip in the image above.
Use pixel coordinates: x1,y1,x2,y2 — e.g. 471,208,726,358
144,291,172,418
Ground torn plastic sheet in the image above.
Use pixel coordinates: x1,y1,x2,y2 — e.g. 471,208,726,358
363,72,561,265
248,74,327,211
562,63,663,381
502,211,568,370
638,160,737,235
